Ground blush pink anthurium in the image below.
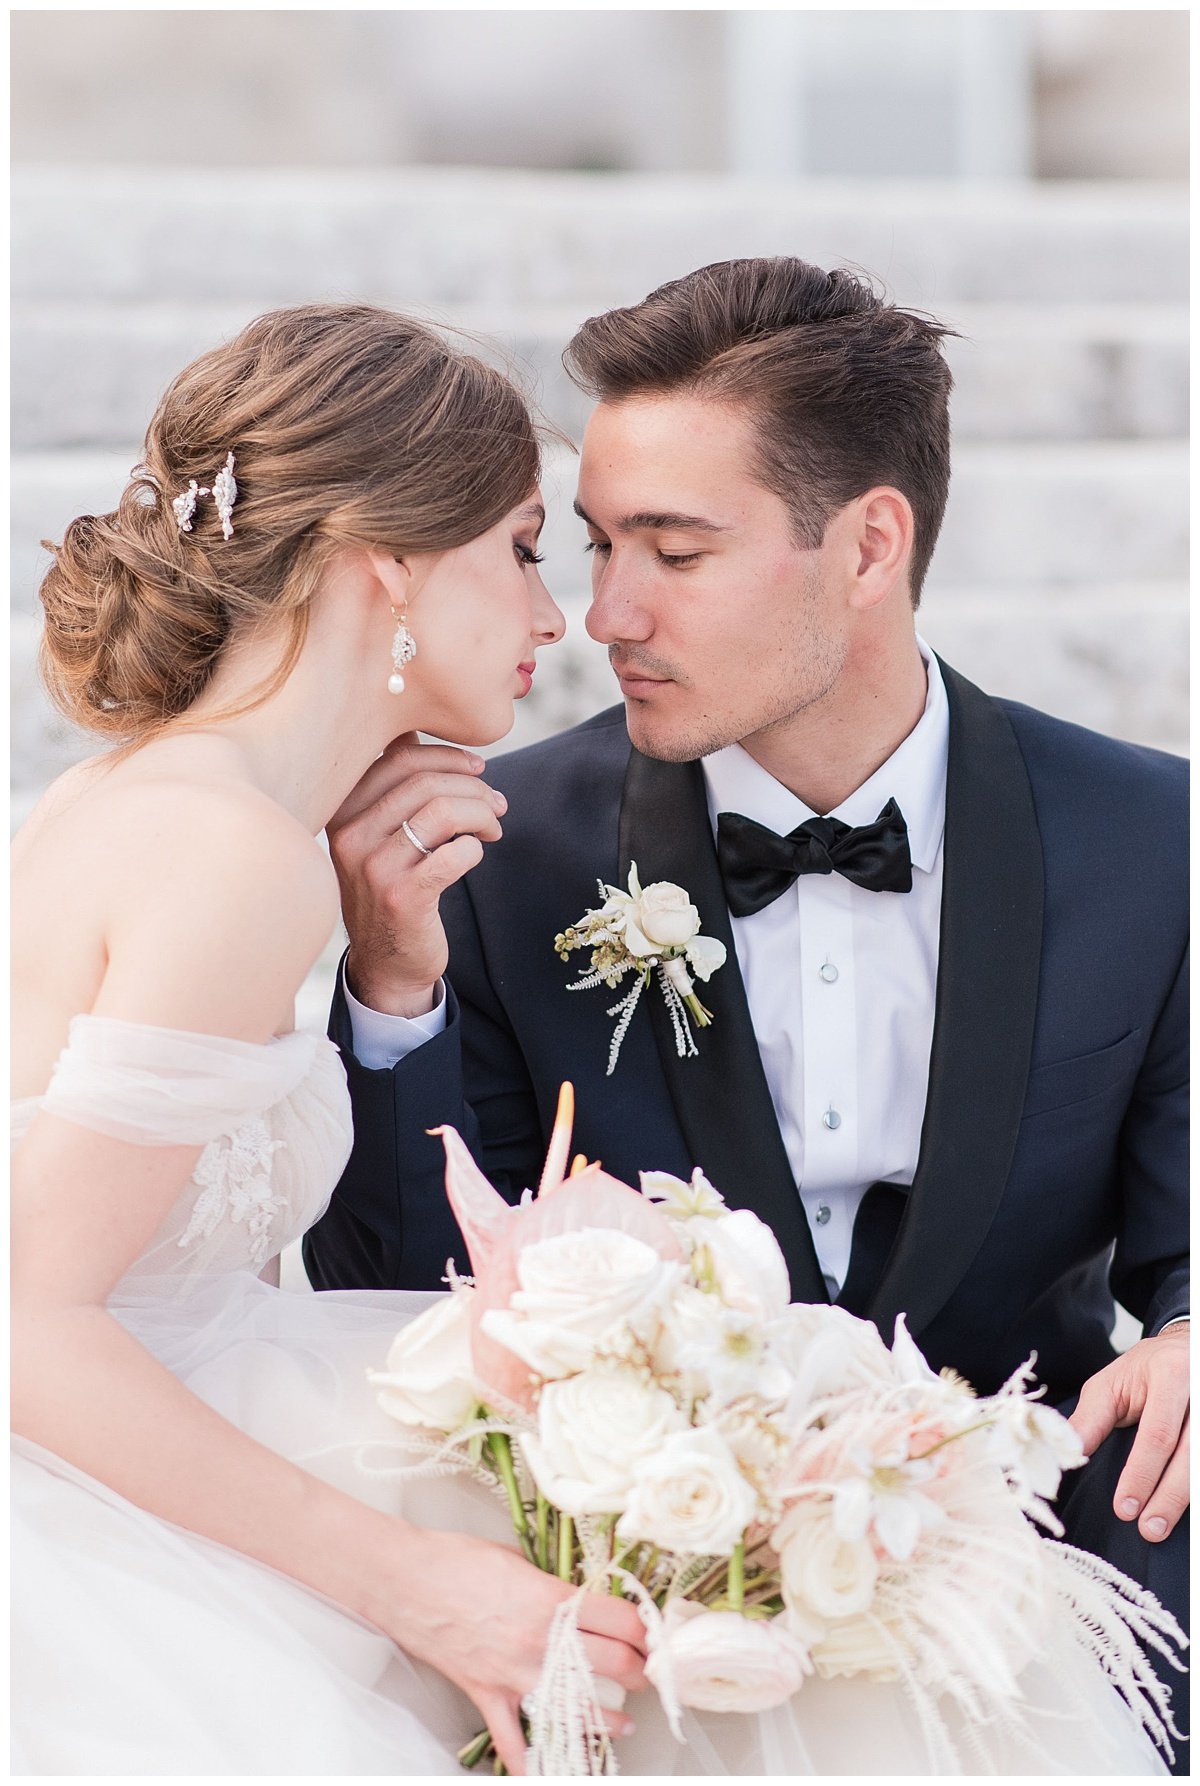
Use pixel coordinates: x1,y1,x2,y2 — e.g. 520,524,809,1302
430,1083,684,1410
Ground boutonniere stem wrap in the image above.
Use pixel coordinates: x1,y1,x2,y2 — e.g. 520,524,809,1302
555,864,727,1075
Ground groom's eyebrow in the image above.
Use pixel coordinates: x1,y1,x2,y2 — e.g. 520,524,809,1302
573,499,730,534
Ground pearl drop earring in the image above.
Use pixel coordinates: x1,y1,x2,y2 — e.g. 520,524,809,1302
388,609,417,694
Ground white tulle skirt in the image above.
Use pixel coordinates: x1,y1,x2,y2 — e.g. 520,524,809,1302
11,1274,1170,1776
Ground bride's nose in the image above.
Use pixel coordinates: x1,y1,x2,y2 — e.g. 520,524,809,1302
532,574,566,646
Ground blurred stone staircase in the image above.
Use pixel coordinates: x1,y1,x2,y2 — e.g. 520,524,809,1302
12,167,1188,1023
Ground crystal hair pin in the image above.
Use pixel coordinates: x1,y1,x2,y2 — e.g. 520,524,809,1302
172,452,238,539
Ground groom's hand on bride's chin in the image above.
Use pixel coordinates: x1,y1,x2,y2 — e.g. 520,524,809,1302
328,732,507,1018
1069,1325,1190,1543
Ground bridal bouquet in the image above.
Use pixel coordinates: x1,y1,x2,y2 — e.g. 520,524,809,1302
370,1088,1182,1776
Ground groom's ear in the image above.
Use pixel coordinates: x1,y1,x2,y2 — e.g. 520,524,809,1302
846,487,914,612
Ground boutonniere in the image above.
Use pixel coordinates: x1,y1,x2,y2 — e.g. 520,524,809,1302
554,863,727,1075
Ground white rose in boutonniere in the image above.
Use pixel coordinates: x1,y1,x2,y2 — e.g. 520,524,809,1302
554,863,727,1075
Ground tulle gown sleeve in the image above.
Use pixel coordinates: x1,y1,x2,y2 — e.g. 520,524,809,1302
40,1014,321,1145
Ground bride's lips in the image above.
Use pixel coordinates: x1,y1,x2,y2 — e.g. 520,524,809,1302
516,661,536,697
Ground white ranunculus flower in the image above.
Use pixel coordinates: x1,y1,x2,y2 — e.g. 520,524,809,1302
635,880,703,950
480,1227,683,1379
616,1424,758,1555
368,1291,480,1432
646,1602,813,1713
521,1368,685,1516
774,1498,879,1620
690,1208,791,1321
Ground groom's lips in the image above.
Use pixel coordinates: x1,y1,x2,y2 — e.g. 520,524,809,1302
516,661,536,696
615,667,672,697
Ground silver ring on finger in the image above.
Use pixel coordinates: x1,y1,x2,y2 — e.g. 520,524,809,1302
401,818,434,858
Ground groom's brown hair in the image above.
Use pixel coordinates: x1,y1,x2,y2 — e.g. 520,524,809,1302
563,258,956,605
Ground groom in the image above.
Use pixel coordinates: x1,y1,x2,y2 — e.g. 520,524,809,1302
305,258,1188,1739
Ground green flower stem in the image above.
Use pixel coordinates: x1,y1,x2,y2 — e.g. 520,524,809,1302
456,1729,494,1770
683,990,714,1029
487,1434,534,1563
535,1492,550,1573
909,1418,996,1462
557,1513,575,1580
728,1542,746,1612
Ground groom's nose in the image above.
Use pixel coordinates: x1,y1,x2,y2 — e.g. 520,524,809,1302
584,559,654,647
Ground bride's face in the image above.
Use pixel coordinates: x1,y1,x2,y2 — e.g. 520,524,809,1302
403,492,565,747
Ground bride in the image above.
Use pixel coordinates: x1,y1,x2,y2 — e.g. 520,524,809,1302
11,302,646,1776
11,301,1175,1777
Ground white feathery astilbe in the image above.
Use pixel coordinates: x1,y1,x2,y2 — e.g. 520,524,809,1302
1043,1540,1187,1763
350,1419,530,1506
657,965,700,1061
604,976,647,1076
525,1594,619,1777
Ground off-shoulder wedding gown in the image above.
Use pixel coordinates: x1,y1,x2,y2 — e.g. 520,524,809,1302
11,1018,1173,1775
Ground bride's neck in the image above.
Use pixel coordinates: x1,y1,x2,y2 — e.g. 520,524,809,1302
167,584,409,834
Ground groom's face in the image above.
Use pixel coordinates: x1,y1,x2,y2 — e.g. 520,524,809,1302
576,393,852,762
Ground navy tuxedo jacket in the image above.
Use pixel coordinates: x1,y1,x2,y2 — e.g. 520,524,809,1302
306,662,1189,1402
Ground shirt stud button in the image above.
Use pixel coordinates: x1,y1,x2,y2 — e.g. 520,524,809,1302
815,1203,832,1226
822,1107,842,1131
819,961,839,983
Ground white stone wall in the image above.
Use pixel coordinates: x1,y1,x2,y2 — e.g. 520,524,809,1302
11,11,1188,179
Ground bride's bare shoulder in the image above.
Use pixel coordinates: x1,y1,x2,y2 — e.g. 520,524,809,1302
16,744,338,932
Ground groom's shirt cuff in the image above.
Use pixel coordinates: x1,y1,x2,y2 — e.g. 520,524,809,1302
342,965,448,1070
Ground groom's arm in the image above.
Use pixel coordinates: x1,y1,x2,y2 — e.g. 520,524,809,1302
1069,939,1190,1544
305,881,548,1292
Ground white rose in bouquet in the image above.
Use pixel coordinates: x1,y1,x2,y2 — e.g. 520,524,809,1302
646,1601,814,1713
774,1498,879,1620
522,1367,686,1516
695,1208,791,1321
616,1425,759,1555
368,1291,480,1432
481,1227,682,1379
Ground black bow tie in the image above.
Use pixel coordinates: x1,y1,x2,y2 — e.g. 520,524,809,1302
716,797,913,917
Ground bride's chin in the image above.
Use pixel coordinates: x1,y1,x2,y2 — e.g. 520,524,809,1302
438,707,516,750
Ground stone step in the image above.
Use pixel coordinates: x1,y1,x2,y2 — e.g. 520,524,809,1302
12,578,1187,819
12,299,1187,451
13,439,1188,623
14,168,1186,307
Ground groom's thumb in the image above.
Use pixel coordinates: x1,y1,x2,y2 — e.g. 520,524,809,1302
1068,1368,1120,1459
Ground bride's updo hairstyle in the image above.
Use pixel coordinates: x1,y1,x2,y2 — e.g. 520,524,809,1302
39,303,541,742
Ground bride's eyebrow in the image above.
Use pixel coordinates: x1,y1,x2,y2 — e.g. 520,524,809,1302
573,499,730,534
515,501,546,527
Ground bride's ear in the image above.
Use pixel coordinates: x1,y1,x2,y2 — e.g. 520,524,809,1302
363,547,413,612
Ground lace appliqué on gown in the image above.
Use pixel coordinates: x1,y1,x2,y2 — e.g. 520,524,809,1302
177,1119,287,1269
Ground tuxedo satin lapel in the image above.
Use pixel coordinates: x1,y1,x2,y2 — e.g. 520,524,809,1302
867,661,1044,1338
618,747,828,1303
